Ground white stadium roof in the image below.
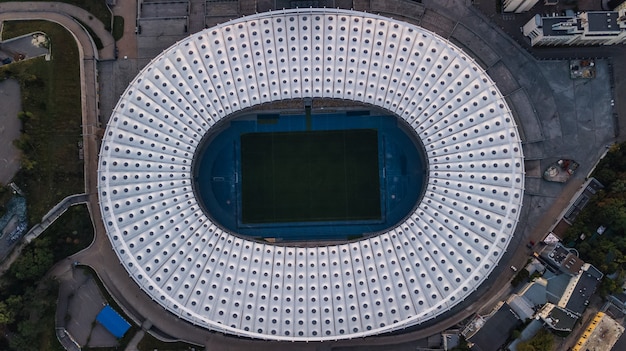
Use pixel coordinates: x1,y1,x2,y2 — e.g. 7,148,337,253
98,8,525,341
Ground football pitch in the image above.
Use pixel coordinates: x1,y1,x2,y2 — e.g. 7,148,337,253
240,129,381,224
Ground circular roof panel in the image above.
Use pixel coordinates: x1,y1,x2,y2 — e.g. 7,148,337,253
98,8,524,341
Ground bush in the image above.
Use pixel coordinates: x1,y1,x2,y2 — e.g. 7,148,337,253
511,268,529,287
113,16,124,41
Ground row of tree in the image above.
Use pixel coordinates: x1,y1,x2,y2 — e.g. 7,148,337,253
0,205,93,350
564,142,626,293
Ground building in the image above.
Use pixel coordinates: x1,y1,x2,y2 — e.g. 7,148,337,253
609,0,626,11
97,8,525,341
523,10,626,46
539,243,584,275
503,0,539,13
563,264,603,315
572,312,624,351
538,303,579,332
507,319,544,351
548,177,603,240
466,304,523,351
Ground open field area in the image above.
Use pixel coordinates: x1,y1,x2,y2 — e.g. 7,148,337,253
0,20,83,224
240,129,381,224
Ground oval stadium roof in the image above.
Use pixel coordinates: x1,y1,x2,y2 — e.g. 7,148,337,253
98,8,525,341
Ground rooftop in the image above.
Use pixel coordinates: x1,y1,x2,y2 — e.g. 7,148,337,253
574,312,624,351
520,279,547,307
565,264,603,315
469,304,522,351
97,8,525,341
96,305,131,339
544,271,571,304
546,305,578,331
507,295,534,320
507,319,544,351
587,12,620,32
542,16,582,36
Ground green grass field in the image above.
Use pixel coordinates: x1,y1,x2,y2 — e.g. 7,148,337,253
0,21,84,224
240,129,381,224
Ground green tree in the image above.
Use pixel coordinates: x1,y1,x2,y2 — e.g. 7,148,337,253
0,302,13,325
9,320,40,351
511,269,530,286
595,168,617,186
10,239,54,282
517,329,554,351
20,156,37,172
0,295,23,326
597,197,626,227
13,133,33,152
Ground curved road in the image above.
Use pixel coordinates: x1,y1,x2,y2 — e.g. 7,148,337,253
0,0,611,350
0,2,115,59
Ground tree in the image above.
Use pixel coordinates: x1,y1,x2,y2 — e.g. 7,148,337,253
511,268,530,286
19,156,36,172
516,329,554,351
596,197,626,227
12,133,32,152
10,239,54,282
9,320,40,351
595,168,617,187
0,295,23,326
0,302,13,325
16,111,33,123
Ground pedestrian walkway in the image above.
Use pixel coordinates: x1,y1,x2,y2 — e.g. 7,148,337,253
124,330,144,351
24,193,89,243
110,0,137,59
0,193,88,275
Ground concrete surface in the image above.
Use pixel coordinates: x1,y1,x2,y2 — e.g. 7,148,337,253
0,32,49,62
111,0,138,60
97,58,145,126
57,266,118,348
124,329,145,351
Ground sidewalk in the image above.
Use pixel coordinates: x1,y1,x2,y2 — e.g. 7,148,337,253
111,0,137,59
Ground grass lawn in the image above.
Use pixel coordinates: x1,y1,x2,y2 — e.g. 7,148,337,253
0,0,112,31
0,21,84,224
45,204,94,261
113,15,124,41
240,129,381,223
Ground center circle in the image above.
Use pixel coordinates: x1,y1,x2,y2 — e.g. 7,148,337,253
192,104,428,241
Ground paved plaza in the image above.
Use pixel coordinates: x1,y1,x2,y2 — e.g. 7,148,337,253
56,266,119,348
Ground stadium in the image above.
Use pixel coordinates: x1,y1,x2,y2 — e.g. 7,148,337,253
97,8,525,341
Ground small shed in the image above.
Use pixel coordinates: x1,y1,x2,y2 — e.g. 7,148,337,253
96,305,131,338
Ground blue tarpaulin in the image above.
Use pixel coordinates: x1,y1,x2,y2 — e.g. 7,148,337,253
96,305,131,338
